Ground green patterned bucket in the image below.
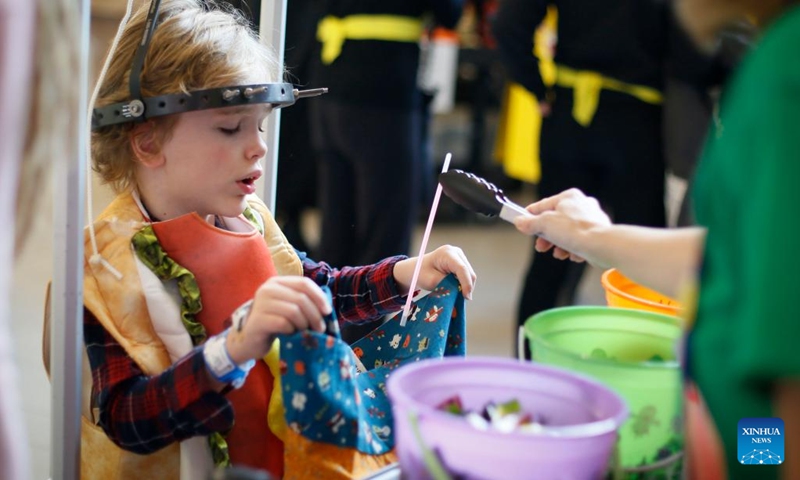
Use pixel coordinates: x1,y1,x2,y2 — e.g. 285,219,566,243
524,306,684,476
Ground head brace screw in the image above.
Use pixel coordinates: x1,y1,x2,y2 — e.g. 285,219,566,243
123,99,145,118
222,89,241,101
243,86,267,99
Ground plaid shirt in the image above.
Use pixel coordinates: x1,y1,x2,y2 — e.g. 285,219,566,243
85,252,407,454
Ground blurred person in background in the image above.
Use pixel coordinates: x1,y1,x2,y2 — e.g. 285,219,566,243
310,0,465,270
310,0,466,343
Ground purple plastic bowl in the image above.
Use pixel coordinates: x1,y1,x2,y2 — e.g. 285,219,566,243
386,357,629,480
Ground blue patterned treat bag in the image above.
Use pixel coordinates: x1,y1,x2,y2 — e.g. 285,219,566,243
278,273,466,466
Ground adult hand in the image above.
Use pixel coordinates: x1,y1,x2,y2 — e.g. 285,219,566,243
225,276,330,364
539,101,552,117
513,188,612,264
394,245,477,300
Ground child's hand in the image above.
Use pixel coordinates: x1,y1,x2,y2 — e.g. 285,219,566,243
225,276,330,364
394,245,477,300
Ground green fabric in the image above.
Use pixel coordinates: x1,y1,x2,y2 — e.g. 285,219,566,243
690,6,800,479
242,206,264,236
132,225,231,467
132,225,206,345
209,433,232,467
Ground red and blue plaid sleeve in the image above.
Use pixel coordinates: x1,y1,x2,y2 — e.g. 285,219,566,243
84,308,234,454
300,252,409,323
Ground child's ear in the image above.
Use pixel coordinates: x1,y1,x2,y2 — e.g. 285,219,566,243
130,121,164,167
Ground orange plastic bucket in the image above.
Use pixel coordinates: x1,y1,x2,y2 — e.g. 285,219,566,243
601,268,681,316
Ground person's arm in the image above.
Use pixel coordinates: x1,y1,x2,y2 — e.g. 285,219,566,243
513,188,706,298
300,246,476,323
301,253,408,323
490,0,550,99
775,380,800,480
85,308,234,453
584,225,706,298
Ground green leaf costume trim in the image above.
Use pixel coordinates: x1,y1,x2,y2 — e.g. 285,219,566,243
131,225,206,345
242,206,264,236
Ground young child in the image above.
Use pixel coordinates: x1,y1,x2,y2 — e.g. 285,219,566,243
78,1,477,478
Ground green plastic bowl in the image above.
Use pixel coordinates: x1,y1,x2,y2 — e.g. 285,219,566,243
525,306,683,471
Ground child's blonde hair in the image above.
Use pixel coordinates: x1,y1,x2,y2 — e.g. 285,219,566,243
92,0,282,193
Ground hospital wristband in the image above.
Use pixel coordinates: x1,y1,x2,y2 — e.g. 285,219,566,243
203,330,255,389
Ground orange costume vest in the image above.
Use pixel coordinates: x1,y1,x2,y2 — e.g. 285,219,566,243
151,213,283,475
54,191,302,480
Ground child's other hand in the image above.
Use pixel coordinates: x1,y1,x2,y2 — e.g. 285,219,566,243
225,276,331,364
394,245,477,300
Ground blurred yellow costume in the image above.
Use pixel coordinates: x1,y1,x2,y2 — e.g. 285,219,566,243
493,6,557,184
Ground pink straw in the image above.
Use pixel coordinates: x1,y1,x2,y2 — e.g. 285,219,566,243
400,153,451,326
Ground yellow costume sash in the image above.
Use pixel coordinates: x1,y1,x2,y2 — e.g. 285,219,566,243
317,15,423,64
555,64,663,126
493,6,557,184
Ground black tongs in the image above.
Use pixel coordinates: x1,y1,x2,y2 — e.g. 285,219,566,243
439,169,531,223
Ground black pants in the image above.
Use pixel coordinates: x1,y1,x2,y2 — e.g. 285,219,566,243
518,87,667,357
311,99,425,268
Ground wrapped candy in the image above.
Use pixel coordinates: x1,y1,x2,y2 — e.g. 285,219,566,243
437,396,546,434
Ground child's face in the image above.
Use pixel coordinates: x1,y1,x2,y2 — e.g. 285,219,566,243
156,104,272,219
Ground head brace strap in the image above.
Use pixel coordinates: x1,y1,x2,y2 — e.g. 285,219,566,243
128,0,162,105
